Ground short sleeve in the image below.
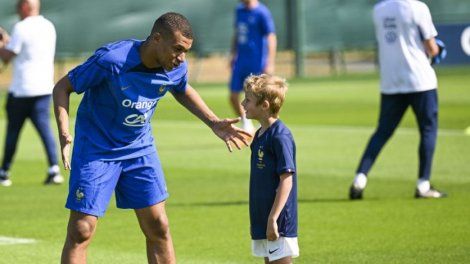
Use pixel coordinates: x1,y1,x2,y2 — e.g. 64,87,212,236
260,7,276,35
169,71,188,93
5,25,22,55
415,3,437,40
68,53,109,94
273,134,296,176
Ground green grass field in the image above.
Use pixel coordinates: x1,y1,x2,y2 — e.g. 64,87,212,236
0,67,469,263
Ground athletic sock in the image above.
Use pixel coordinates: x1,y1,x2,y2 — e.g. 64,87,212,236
48,165,60,175
353,173,368,189
417,179,430,193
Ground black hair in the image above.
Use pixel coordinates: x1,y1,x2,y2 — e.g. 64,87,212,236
151,12,193,39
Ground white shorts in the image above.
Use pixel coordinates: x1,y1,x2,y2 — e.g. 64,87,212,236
252,237,299,261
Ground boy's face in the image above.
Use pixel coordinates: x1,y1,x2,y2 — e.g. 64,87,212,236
241,91,265,120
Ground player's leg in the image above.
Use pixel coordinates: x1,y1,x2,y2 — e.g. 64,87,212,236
29,94,62,184
135,202,175,264
61,211,98,264
229,66,254,133
62,157,122,262
117,152,173,263
351,94,408,198
0,94,29,186
410,90,445,198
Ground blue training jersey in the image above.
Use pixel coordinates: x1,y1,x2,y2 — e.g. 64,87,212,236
249,120,298,240
68,40,187,161
234,2,275,71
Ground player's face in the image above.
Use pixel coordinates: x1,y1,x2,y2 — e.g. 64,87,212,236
241,91,263,120
155,31,192,71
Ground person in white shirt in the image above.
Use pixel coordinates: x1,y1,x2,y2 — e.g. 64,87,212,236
0,0,62,186
350,0,446,199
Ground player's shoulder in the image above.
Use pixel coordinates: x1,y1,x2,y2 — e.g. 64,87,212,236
409,0,429,8
271,120,294,140
373,0,396,13
255,2,272,16
94,39,141,72
235,3,245,12
166,61,188,82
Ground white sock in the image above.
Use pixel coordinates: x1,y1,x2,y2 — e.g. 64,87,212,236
353,173,368,189
48,165,60,175
417,179,430,193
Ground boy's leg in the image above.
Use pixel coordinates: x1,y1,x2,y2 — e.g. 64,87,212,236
267,257,292,264
61,211,98,264
135,202,175,264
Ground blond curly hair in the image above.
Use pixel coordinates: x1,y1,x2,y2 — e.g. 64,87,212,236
243,74,288,116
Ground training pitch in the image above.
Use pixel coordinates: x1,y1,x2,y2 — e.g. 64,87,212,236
0,67,469,263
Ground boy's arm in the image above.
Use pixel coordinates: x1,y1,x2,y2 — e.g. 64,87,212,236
267,172,293,241
53,76,74,170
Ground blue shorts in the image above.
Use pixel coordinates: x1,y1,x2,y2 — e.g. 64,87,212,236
230,63,263,93
66,152,168,217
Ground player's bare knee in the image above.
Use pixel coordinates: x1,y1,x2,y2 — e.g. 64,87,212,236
145,216,170,241
69,219,95,243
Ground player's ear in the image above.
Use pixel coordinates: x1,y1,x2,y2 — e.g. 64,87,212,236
261,100,270,110
151,32,162,43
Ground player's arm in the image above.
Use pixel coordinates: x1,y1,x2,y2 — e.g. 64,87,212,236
267,172,293,241
264,32,277,74
423,38,439,57
171,84,251,151
53,76,74,170
0,48,15,64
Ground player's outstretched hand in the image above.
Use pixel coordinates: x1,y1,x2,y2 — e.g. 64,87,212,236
59,133,73,170
211,117,253,152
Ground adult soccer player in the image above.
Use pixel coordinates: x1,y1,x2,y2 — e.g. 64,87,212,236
53,12,251,263
229,0,277,133
350,0,447,200
0,0,62,186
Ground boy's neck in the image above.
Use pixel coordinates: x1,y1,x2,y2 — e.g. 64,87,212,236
258,116,278,135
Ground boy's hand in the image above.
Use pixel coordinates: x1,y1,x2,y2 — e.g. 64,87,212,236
266,218,279,241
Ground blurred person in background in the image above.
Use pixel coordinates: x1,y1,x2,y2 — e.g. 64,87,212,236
349,0,447,200
229,0,277,134
0,0,62,187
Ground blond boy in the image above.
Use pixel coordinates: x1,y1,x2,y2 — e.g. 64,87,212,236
242,74,299,263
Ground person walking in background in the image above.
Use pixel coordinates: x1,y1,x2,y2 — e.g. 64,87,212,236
0,0,62,186
242,74,299,263
350,0,447,200
229,0,277,134
53,12,251,263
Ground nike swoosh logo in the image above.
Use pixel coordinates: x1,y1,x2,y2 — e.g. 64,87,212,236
268,248,279,254
121,86,131,91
